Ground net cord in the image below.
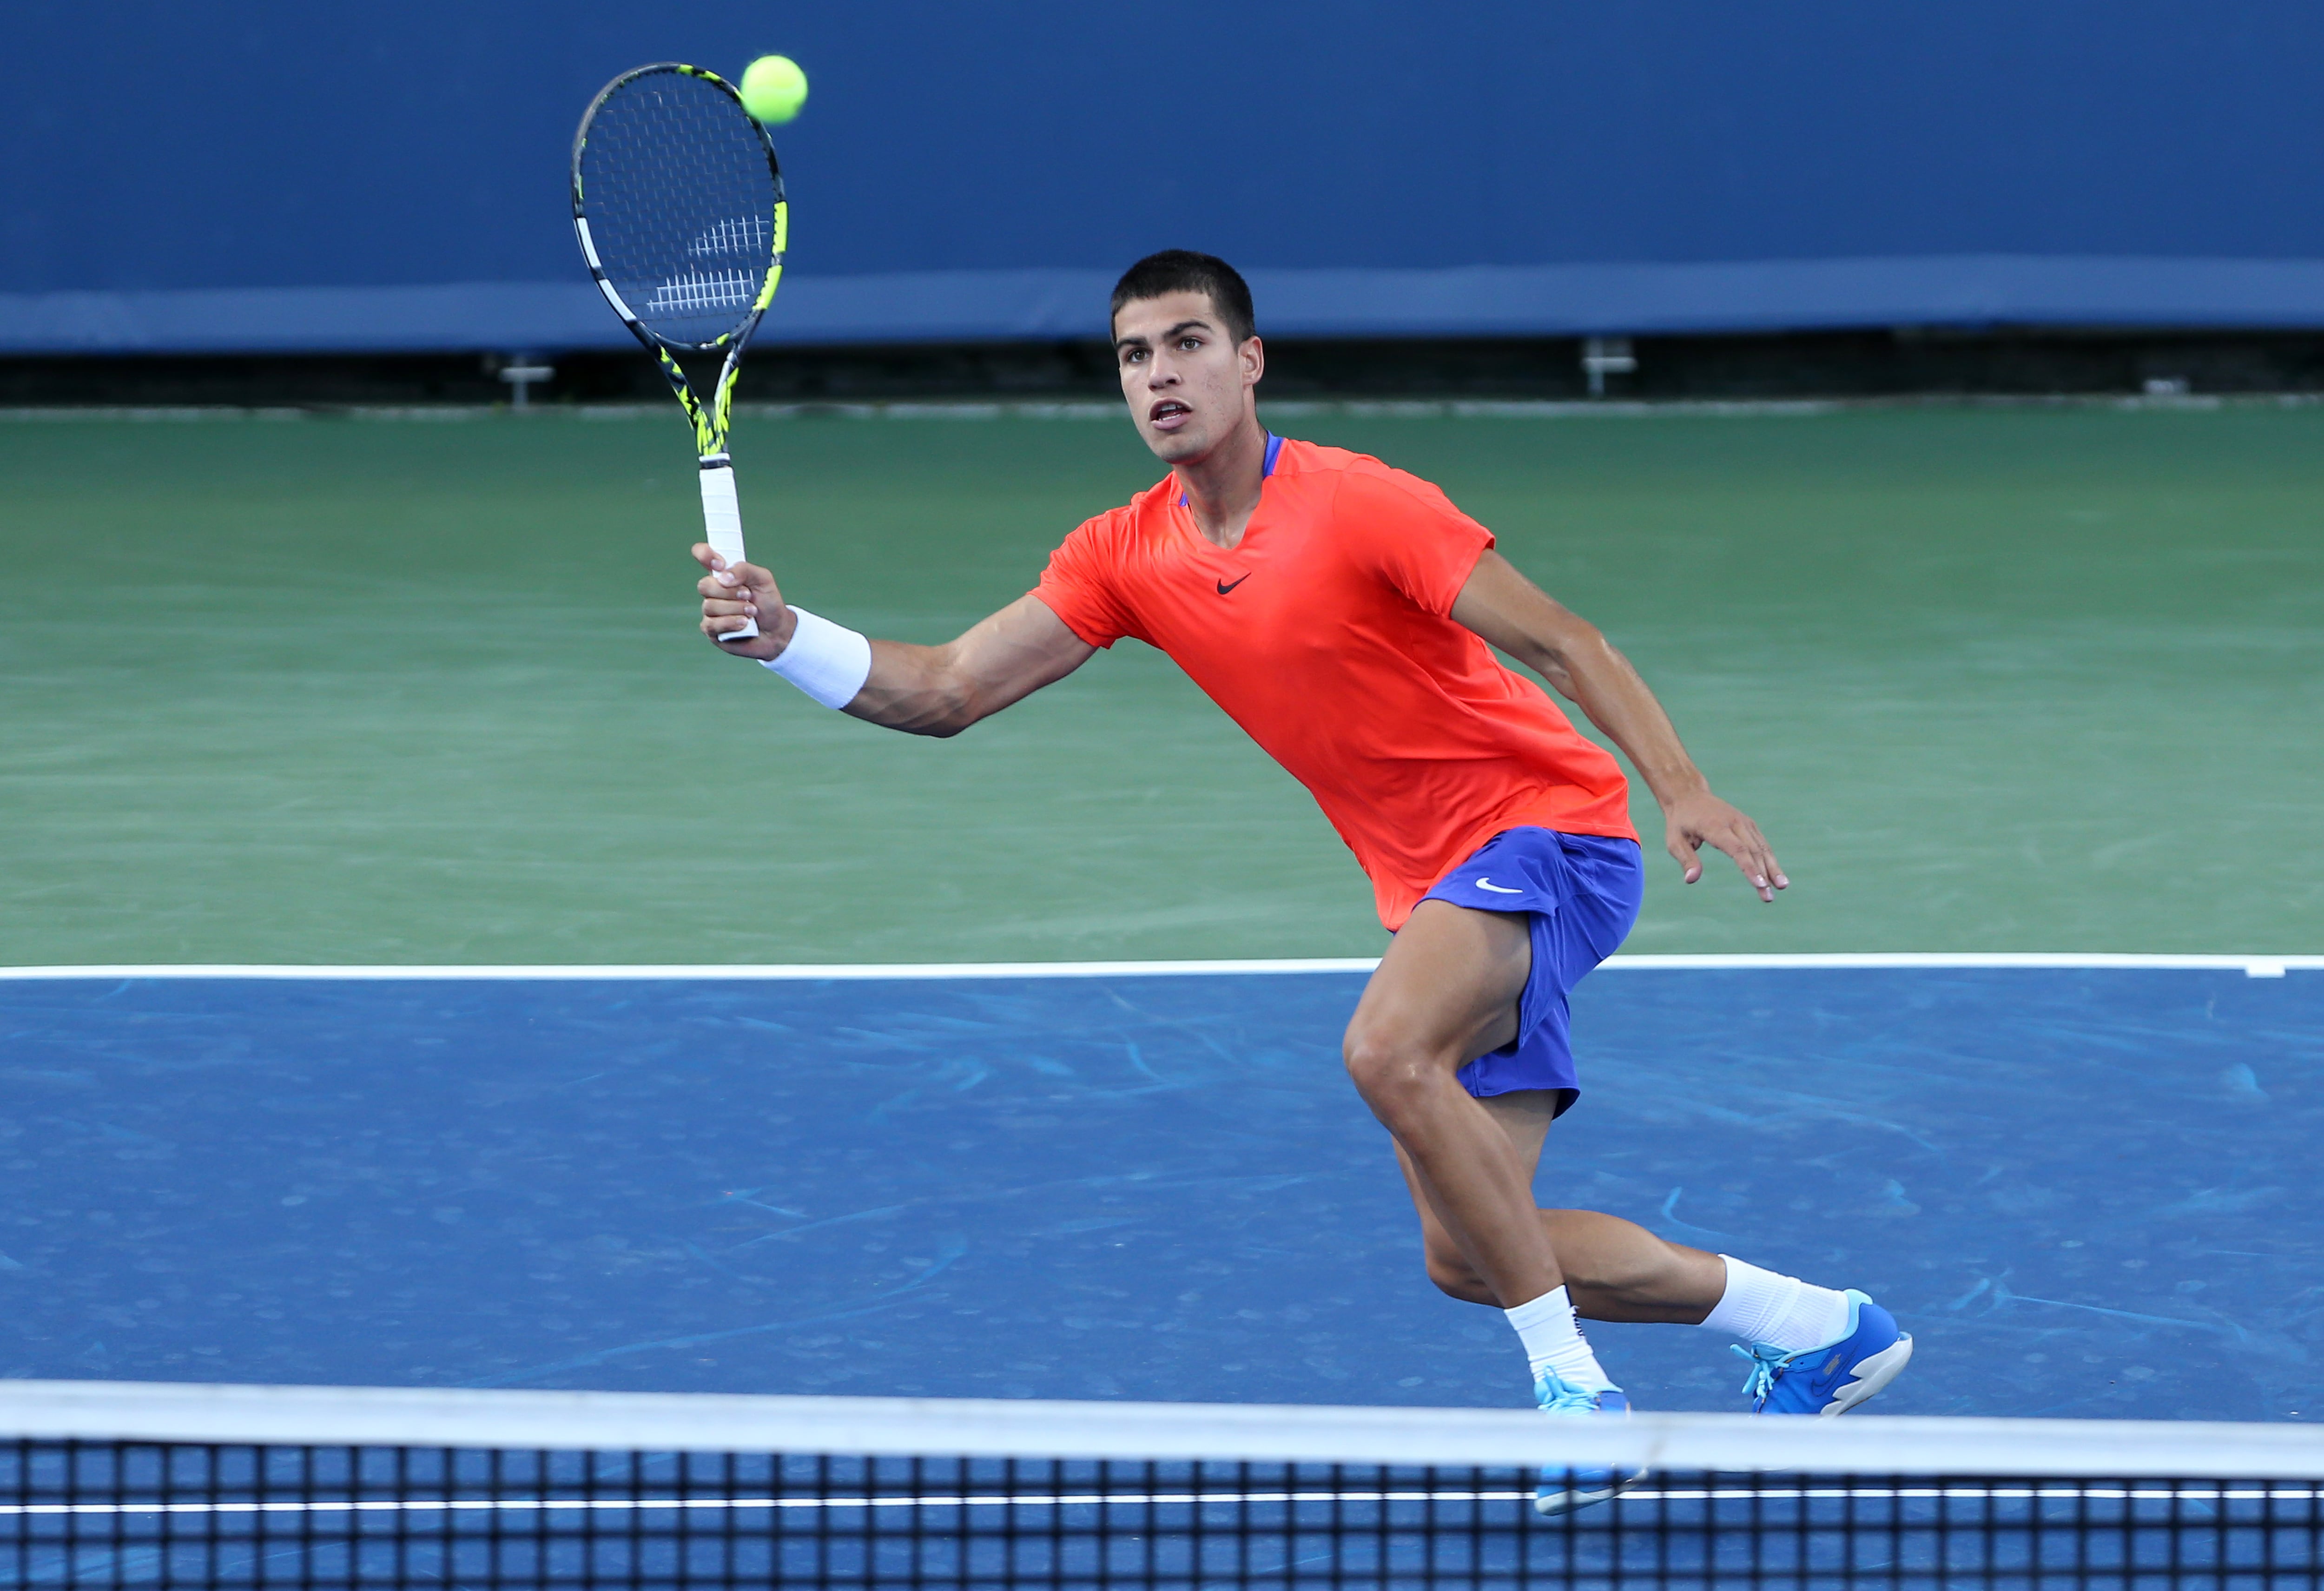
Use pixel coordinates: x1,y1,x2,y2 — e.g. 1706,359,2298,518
2,1383,2320,1481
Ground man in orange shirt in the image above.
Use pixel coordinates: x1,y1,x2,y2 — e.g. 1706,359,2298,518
696,252,1911,1507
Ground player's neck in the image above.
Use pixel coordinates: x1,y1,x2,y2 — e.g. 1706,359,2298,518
1174,417,1269,550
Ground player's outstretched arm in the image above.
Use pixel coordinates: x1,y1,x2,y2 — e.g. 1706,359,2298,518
694,544,1095,736
1450,550,1789,903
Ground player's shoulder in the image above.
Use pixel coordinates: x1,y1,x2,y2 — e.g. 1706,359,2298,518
1274,437,1466,519
1054,473,1176,559
1072,474,1175,533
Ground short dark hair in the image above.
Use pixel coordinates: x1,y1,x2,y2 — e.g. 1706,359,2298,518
1109,251,1256,345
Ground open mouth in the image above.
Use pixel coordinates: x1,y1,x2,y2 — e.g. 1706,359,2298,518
1148,399,1192,429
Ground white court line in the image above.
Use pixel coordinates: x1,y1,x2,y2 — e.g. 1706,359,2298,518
0,954,2313,981
0,958,1382,981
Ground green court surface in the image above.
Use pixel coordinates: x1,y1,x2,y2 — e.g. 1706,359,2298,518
2,403,2317,967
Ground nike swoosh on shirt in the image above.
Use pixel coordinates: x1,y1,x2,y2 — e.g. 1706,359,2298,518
1216,574,1252,594
1474,878,1523,894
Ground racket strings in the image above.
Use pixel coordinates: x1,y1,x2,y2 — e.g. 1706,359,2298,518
578,71,780,348
641,270,760,319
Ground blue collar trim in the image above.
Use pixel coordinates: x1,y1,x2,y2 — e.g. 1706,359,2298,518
1181,431,1279,507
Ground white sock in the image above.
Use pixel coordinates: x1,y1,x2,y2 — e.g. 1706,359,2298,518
1699,1255,1854,1352
1505,1285,1617,1393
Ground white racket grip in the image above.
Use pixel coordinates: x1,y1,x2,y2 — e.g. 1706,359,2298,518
699,459,757,642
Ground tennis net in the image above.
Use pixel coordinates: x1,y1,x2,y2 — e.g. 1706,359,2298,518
5,1379,2321,1589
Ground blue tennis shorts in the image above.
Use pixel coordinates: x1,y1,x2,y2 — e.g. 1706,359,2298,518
1418,827,1645,1112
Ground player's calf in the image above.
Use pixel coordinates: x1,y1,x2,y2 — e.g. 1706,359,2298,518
1418,1237,1499,1305
1537,1209,1727,1324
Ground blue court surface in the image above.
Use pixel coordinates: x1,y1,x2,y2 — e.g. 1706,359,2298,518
1,962,2317,1422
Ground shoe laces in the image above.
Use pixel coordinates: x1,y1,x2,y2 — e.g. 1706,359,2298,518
1731,1341,1799,1407
1534,1372,1604,1414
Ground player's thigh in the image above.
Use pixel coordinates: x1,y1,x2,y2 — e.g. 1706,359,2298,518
1346,899,1532,1069
1393,1089,1560,1252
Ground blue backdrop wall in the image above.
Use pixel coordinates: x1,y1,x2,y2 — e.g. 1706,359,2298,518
9,0,2324,352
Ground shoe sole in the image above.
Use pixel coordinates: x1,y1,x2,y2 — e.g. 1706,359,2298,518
1817,1331,1914,1417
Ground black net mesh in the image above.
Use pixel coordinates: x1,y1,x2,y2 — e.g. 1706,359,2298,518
576,69,781,349
8,1440,2323,1590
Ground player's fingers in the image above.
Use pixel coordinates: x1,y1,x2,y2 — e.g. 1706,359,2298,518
1732,822,1788,894
691,542,726,572
1707,825,1776,901
700,570,769,601
1739,831,1787,893
1666,832,1703,885
1715,829,1766,885
694,551,745,592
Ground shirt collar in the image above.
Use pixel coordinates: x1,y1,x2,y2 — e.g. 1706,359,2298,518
1179,431,1280,507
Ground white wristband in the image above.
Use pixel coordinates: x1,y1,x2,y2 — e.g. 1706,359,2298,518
762,606,872,709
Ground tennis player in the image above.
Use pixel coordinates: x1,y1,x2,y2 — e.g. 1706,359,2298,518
694,252,1911,1506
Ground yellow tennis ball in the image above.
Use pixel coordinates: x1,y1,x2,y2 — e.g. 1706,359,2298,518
738,55,808,124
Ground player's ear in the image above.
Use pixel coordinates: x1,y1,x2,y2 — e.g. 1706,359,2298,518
1241,335,1264,386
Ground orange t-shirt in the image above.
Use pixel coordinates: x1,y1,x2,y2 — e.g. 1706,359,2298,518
1032,436,1635,930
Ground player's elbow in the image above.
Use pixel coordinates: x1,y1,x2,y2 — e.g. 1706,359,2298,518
863,647,992,737
913,648,1022,736
901,675,989,738
1523,622,1614,698
892,701,976,738
932,667,1001,735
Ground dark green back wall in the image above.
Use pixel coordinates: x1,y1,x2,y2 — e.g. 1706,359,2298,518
2,405,2316,965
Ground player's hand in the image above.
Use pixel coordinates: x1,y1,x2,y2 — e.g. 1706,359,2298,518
693,543,797,661
1663,791,1788,903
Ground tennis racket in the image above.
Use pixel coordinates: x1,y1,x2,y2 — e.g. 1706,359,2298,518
572,63,787,641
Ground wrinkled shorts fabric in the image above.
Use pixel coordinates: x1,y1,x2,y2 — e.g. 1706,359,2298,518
1417,827,1645,1114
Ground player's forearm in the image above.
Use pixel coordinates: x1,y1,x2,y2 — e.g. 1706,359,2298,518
1450,553,1713,813
835,597,1095,735
726,585,1092,733
839,639,989,737
1521,630,1711,811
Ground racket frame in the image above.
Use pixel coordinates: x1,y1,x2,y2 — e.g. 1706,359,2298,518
572,63,788,641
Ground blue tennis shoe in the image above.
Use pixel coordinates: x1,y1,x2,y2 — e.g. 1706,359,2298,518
1732,1289,1914,1416
1531,1372,1643,1516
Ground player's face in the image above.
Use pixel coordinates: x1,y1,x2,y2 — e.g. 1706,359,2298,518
1112,291,1263,463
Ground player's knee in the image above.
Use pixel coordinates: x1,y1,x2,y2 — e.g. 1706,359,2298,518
1341,1027,1432,1111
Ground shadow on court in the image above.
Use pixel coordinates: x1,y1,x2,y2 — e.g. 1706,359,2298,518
0,969,2315,1419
